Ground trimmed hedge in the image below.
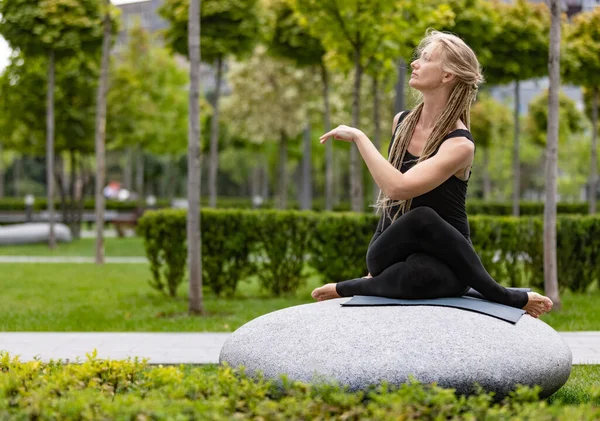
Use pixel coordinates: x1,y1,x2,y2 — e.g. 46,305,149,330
137,209,600,297
1,196,599,215
0,197,171,211
0,352,598,420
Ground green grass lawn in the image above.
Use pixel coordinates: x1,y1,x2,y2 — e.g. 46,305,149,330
0,263,321,331
0,262,597,331
0,237,145,257
548,365,600,405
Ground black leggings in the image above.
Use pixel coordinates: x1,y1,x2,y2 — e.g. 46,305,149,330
335,206,529,309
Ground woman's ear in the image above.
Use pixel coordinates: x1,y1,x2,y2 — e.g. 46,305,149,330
441,71,456,85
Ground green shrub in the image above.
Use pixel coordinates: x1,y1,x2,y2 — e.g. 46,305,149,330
200,208,256,297
0,352,598,420
137,209,187,297
138,209,600,295
252,210,315,295
310,212,378,282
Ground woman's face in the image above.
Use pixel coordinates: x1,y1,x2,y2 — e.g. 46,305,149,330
409,43,447,92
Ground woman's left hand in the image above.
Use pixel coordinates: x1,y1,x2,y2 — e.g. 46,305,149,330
319,125,364,144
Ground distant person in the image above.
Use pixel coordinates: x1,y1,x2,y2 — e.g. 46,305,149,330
311,30,553,318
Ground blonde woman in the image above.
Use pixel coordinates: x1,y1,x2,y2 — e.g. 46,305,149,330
311,30,553,318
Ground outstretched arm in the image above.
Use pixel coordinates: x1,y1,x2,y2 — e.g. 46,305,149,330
320,126,473,200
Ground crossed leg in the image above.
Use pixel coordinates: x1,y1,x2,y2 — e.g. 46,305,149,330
311,206,552,317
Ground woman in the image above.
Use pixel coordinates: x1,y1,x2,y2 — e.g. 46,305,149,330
311,30,553,318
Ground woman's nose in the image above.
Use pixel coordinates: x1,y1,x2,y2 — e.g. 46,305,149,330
410,60,418,69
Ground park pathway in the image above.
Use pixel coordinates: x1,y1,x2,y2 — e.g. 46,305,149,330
0,332,598,365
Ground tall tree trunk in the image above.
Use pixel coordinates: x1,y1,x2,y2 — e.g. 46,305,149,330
13,155,21,197
95,0,111,264
394,57,406,114
261,153,269,200
123,148,133,190
512,79,521,217
136,147,144,206
372,76,381,204
187,0,204,315
69,151,76,235
277,131,288,209
0,143,4,198
590,87,598,214
351,47,364,212
208,54,223,208
47,49,56,248
544,0,561,310
301,122,312,210
483,146,492,200
321,64,333,211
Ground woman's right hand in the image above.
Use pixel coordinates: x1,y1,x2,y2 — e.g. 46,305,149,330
362,273,373,279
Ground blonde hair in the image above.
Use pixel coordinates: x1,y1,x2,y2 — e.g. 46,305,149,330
374,29,484,222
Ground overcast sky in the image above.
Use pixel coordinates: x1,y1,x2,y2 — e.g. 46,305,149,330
0,0,138,72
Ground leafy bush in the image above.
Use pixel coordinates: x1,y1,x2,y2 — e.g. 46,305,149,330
137,209,187,297
0,352,598,420
138,209,600,296
310,212,377,282
251,210,315,295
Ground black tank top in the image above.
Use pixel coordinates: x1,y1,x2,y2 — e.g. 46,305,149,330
377,110,475,240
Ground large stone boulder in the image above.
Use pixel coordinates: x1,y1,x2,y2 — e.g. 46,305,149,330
0,223,72,245
220,298,572,398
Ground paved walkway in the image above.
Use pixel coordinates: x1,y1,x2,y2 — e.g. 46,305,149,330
0,332,598,365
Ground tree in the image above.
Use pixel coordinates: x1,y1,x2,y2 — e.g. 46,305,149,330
0,51,106,238
486,0,550,216
107,23,190,199
291,0,403,212
470,94,512,200
544,0,561,309
221,46,320,208
95,0,114,265
160,0,261,208
266,0,330,210
563,7,600,213
526,89,585,147
187,0,203,315
0,0,108,247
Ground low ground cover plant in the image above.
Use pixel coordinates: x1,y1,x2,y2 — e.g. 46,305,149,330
0,352,598,420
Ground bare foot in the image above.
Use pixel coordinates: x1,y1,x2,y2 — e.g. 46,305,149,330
311,283,341,301
523,292,553,318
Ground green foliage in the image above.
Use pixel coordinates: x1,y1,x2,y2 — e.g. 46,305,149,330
526,89,586,147
136,209,187,297
221,45,321,142
563,6,600,89
0,353,598,419
470,94,512,149
397,0,500,67
291,0,403,75
0,197,170,211
469,215,600,293
310,212,376,282
107,23,190,155
159,0,262,63
0,0,118,57
253,210,314,295
200,209,256,297
0,52,99,154
485,0,550,85
266,0,325,67
139,209,600,296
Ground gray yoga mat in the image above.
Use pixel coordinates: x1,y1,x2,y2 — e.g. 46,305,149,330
341,288,531,324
